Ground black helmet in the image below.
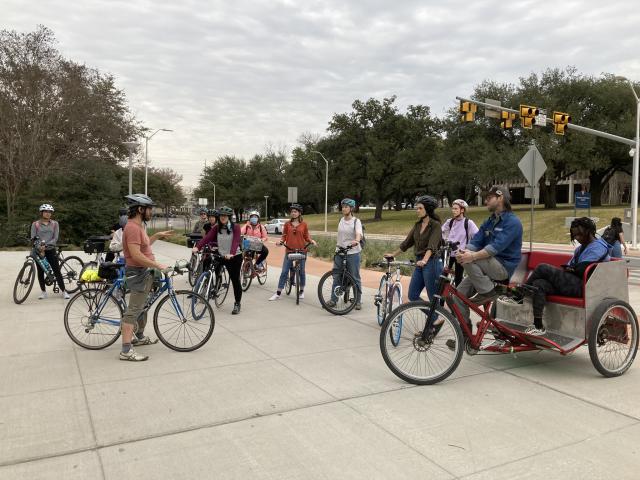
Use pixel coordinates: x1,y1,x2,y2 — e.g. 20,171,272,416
289,203,303,213
415,195,438,210
207,208,218,217
218,206,233,216
125,193,156,208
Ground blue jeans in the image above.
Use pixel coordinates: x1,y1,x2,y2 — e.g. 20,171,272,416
277,254,307,291
611,241,623,258
408,256,443,301
331,253,362,302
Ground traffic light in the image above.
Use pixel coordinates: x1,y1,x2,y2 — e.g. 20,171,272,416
519,104,539,129
460,101,477,123
500,111,517,130
553,111,571,135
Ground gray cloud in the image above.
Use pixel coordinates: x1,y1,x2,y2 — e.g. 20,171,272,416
4,0,640,186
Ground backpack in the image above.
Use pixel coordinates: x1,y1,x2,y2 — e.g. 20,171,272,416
601,226,618,246
447,217,470,243
352,218,366,248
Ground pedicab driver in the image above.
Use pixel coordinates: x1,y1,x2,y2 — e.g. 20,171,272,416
456,186,523,305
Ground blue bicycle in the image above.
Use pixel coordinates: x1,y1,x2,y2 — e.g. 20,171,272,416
64,260,215,351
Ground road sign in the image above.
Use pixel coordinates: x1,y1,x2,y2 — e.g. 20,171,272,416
287,187,298,203
535,109,547,127
484,98,502,119
198,198,208,206
575,192,591,209
524,186,538,199
518,145,547,187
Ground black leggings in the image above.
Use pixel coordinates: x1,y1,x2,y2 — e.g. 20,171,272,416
448,256,464,286
525,263,582,325
221,254,243,304
36,248,66,292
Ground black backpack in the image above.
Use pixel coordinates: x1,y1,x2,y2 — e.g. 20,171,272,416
352,218,366,248
601,226,618,246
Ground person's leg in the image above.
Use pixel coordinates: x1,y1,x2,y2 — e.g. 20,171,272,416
408,260,426,301
462,257,508,295
424,257,444,300
46,249,66,293
299,257,307,291
256,245,269,265
134,273,154,338
329,254,342,303
225,256,243,304
346,253,362,304
453,259,464,286
121,269,153,360
612,241,622,258
105,251,115,262
276,256,292,291
35,255,46,292
527,264,582,332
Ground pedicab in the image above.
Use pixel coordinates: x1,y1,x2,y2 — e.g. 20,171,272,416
379,241,639,385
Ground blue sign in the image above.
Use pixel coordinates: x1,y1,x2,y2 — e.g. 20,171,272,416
575,192,591,209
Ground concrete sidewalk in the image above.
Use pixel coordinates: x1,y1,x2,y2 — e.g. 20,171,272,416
1,241,639,479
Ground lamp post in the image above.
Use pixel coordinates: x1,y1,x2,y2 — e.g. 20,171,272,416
201,178,216,208
616,76,640,249
145,128,173,195
264,195,269,220
123,141,140,195
311,150,329,232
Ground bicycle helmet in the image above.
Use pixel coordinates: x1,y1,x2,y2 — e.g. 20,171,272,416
248,210,260,218
289,203,303,213
207,208,218,217
415,195,438,210
39,204,54,213
452,199,468,210
218,206,234,216
341,198,356,208
124,193,156,208
197,208,208,215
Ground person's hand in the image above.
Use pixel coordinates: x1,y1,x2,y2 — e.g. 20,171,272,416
457,250,474,264
156,230,174,239
192,246,199,253
416,259,426,267
224,254,232,260
311,240,318,247
351,240,359,247
277,241,284,246
157,264,168,270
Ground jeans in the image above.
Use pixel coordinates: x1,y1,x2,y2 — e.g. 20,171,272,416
331,253,362,303
278,254,307,291
611,241,623,258
408,256,443,301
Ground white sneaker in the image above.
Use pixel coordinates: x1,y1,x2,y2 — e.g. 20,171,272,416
38,291,47,300
525,325,547,336
269,293,281,301
62,291,70,300
299,292,305,299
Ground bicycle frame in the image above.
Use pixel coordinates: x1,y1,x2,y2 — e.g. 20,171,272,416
333,246,361,295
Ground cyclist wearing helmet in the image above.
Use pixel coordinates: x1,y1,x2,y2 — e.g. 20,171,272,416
326,198,363,309
192,208,209,235
385,195,443,301
121,193,174,361
203,209,219,234
31,203,69,300
194,206,243,314
441,199,479,286
241,210,269,269
269,203,317,301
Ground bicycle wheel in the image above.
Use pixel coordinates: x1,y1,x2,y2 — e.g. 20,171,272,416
257,259,268,285
375,276,388,326
60,255,84,294
153,290,215,352
13,260,36,304
285,268,294,295
188,254,200,287
64,288,122,349
241,257,253,292
192,271,212,319
380,301,464,385
588,299,639,377
214,266,229,307
318,270,358,315
295,268,300,305
388,285,403,347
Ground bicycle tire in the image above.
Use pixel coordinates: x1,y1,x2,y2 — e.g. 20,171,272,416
295,268,300,305
241,257,253,292
188,254,200,287
388,285,403,347
153,290,215,352
317,270,358,315
60,255,84,294
376,276,387,326
257,259,268,285
192,271,212,319
13,260,36,304
285,268,294,295
214,266,229,307
64,287,122,349
380,301,464,385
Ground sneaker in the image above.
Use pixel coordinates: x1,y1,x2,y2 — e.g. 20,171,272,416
119,348,149,361
256,263,265,272
525,325,547,336
131,335,159,346
470,288,499,305
269,293,281,301
355,302,362,310
232,302,241,315
38,291,48,300
299,292,305,299
62,291,70,300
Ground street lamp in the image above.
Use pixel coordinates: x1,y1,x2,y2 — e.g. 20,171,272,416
311,150,329,233
123,141,140,195
201,178,216,208
145,128,173,195
264,195,269,220
616,76,640,249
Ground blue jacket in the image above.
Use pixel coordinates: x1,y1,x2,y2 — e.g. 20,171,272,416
569,238,610,266
468,211,523,277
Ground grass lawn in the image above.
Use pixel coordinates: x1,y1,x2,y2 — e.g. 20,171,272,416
302,204,626,244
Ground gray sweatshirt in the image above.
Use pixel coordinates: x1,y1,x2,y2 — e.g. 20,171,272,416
31,220,59,249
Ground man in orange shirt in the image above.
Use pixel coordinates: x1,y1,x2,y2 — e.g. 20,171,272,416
120,194,173,361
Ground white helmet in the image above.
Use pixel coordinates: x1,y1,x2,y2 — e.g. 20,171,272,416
39,204,54,213
452,199,468,210
248,210,260,217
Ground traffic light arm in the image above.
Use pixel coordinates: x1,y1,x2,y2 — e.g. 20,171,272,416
455,96,636,147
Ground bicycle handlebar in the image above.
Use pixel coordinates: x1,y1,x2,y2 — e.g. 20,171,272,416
279,242,313,252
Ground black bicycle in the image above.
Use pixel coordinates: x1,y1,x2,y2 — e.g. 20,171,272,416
192,245,229,308
280,242,312,305
317,245,361,315
13,237,84,304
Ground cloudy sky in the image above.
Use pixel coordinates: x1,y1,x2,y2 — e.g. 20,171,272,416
4,0,640,187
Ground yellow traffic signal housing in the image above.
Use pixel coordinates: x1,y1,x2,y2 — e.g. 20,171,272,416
553,111,571,135
519,104,539,118
521,116,534,129
500,111,516,129
460,101,477,123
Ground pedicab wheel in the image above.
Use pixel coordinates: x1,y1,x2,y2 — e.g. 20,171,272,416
380,301,464,385
588,298,639,377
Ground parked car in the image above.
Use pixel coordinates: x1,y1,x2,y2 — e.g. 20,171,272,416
265,218,288,234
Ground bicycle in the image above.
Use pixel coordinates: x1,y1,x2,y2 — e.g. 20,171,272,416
79,235,118,287
192,245,229,308
317,245,361,315
240,236,268,292
279,242,312,305
13,237,84,304
185,233,204,286
64,260,215,352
